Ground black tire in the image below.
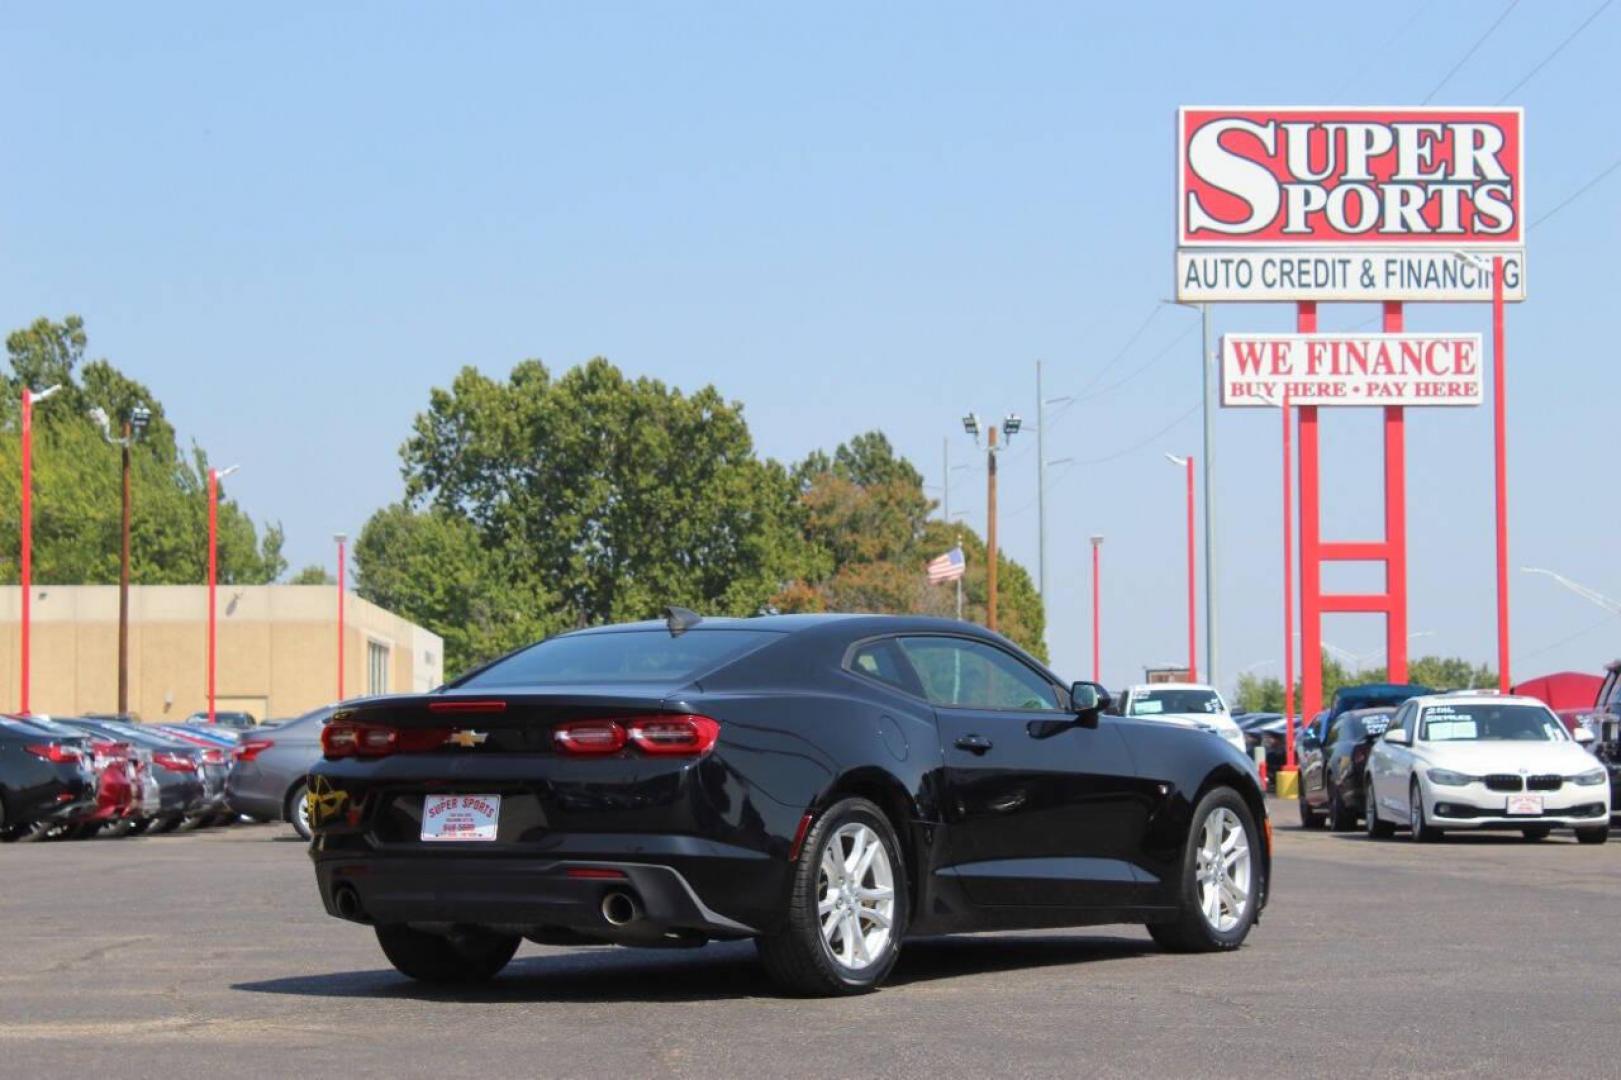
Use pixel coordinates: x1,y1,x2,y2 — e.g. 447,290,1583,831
177,814,207,832
286,782,313,841
148,815,182,835
1576,825,1610,845
15,820,57,843
375,924,520,984
1148,787,1262,953
1365,781,1396,839
1327,781,1355,832
1409,782,1441,843
756,796,908,996
102,818,140,839
1520,826,1551,842
1298,784,1325,830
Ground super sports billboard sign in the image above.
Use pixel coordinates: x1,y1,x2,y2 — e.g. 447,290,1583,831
1178,107,1523,248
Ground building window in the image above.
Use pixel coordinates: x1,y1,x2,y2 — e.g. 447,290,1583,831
368,641,390,696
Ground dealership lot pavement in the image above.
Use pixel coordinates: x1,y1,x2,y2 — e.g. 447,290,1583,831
3,799,1618,1079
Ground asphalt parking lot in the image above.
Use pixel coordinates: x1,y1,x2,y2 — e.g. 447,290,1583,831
3,798,1618,1079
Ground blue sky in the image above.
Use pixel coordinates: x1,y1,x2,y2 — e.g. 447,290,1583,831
4,2,1618,692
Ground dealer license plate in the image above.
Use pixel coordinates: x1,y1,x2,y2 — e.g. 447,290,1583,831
1505,794,1543,816
421,794,501,842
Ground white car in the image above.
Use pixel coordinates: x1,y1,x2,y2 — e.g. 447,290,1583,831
1115,683,1249,760
1365,694,1611,844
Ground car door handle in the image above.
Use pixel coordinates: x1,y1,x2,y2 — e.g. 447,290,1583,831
955,734,993,754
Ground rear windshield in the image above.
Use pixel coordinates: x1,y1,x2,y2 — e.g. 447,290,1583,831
459,629,781,688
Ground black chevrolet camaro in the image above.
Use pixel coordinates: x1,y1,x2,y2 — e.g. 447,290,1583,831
308,612,1269,995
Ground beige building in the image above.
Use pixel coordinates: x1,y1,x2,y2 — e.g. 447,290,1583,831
0,585,443,722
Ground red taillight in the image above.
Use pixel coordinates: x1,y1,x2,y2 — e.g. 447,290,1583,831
565,866,628,879
25,743,81,765
627,715,721,756
552,715,721,757
152,751,197,773
321,721,449,759
427,699,509,715
234,738,275,763
201,748,226,765
553,720,628,755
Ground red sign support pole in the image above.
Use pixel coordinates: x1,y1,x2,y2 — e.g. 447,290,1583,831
1297,300,1411,727
19,389,32,715
1492,257,1510,692
1283,387,1295,771
1383,301,1410,685
207,468,219,724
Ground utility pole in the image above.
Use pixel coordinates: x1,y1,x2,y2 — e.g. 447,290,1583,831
961,411,1020,633
91,404,149,717
335,533,348,701
1036,360,1046,600
941,437,949,523
987,426,999,631
1090,535,1103,681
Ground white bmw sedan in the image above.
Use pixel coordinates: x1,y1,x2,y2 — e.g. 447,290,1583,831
1365,694,1610,844
1115,683,1248,760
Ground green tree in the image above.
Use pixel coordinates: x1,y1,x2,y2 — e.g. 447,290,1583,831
1232,653,1493,713
775,432,1046,660
288,564,334,585
356,358,814,675
0,316,285,586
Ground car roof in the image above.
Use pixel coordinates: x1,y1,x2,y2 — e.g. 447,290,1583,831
1125,683,1219,693
560,613,988,636
1409,693,1547,709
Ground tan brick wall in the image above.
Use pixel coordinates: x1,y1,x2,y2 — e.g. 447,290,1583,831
0,585,443,722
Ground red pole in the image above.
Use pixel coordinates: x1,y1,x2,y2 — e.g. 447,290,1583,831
207,468,218,725
1091,537,1101,682
1184,455,1197,684
1298,302,1322,723
19,389,32,715
1492,256,1510,692
1283,389,1295,771
1383,301,1410,684
336,535,346,700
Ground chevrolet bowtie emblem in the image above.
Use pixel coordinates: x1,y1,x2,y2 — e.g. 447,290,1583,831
446,730,489,748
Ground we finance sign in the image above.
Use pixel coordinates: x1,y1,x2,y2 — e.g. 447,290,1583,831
1177,107,1524,303
1221,333,1484,408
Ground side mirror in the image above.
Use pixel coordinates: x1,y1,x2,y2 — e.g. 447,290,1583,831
1384,728,1412,747
1070,681,1111,716
1574,726,1595,746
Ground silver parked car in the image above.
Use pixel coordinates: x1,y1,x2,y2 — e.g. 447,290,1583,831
225,705,335,840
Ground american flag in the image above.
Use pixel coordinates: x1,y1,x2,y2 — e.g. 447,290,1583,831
926,546,966,584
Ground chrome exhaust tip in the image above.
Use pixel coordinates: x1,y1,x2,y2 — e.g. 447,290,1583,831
600,890,641,926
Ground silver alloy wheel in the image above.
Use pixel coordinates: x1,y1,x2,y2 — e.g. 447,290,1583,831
817,822,895,970
1409,785,1423,840
1195,807,1251,933
293,785,312,839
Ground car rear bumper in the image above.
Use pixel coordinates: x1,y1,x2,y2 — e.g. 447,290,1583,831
312,842,770,941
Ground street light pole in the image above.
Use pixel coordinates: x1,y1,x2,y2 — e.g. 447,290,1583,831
986,427,999,632
961,412,1019,633
1166,453,1198,683
1199,302,1218,688
18,384,61,715
1090,535,1103,681
207,464,239,725
335,533,348,701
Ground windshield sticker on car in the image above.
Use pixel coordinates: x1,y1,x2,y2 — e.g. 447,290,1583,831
1365,718,1390,735
1133,700,1165,715
1425,718,1477,741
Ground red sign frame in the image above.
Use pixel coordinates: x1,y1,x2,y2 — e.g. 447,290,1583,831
1179,107,1524,248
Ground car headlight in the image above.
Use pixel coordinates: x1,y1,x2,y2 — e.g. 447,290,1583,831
1571,769,1608,787
1426,768,1475,787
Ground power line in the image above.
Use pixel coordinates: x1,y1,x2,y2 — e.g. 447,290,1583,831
1074,321,1200,403
1529,152,1621,229
1071,305,1163,399
1497,0,1613,102
1329,2,1433,102
1421,0,1520,104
